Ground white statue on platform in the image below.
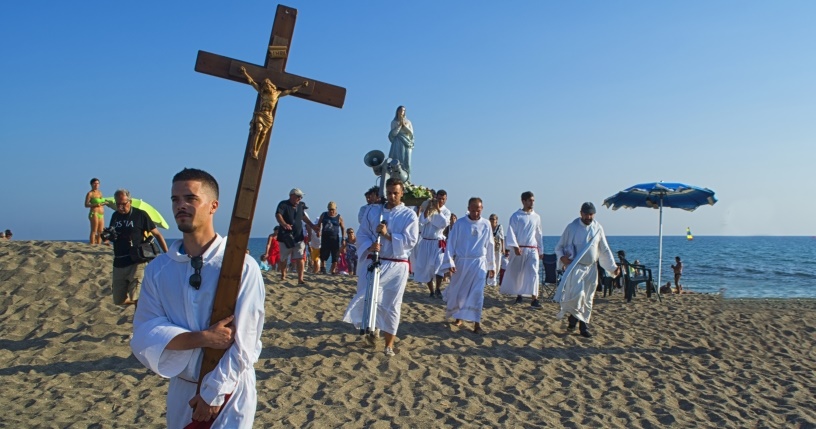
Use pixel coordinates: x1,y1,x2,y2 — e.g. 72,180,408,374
388,105,414,182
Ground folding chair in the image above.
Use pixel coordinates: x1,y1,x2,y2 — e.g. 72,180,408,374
540,253,561,301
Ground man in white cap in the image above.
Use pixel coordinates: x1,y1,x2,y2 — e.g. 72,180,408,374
276,188,316,284
554,202,619,338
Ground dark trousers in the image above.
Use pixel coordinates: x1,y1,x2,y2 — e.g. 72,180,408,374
568,315,589,332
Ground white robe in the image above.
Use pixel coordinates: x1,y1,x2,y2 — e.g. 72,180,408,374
131,235,265,429
412,205,451,283
499,209,543,297
441,216,495,322
554,218,617,323
343,203,419,335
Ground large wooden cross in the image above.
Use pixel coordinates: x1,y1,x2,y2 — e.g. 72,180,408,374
193,4,345,383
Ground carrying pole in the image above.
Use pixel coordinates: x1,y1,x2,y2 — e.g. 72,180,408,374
656,196,664,302
360,205,384,339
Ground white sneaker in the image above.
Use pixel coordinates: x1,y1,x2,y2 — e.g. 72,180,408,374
384,347,395,357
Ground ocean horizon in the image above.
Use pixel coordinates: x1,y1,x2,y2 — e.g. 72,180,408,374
61,235,815,299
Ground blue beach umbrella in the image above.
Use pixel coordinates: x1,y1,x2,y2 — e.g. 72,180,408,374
603,182,717,296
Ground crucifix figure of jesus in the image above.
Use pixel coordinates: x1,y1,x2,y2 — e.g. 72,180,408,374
239,65,308,158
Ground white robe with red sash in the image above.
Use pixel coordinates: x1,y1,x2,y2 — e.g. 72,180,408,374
131,235,265,429
441,216,495,322
343,203,419,335
499,209,543,297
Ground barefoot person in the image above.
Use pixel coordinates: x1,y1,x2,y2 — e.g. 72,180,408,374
672,256,683,294
499,191,544,307
554,202,619,338
131,168,265,428
441,197,495,334
84,178,106,245
343,178,419,357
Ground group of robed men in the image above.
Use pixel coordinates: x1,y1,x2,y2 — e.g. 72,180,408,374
129,170,619,428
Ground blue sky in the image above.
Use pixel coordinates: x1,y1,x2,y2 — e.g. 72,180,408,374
1,1,814,240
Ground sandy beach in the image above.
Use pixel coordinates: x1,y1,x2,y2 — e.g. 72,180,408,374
1,240,814,428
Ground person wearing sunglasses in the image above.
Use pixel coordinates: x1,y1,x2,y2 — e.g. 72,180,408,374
109,189,168,307
131,168,265,428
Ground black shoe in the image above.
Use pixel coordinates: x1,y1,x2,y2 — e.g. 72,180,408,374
514,295,523,304
530,299,541,308
567,315,577,331
435,290,442,298
580,330,592,338
429,292,435,298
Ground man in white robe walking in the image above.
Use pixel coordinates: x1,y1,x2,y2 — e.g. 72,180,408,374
441,197,495,334
499,191,544,308
413,189,451,298
343,178,419,357
131,168,265,428
554,202,619,338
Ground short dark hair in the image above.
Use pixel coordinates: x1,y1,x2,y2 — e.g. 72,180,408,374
521,191,534,201
365,186,379,196
173,168,219,200
90,178,99,185
468,197,482,206
436,189,447,197
385,177,404,190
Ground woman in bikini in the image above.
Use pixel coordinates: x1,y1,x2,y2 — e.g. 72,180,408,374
84,178,106,244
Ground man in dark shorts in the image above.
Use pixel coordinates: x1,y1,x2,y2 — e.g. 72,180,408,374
276,188,316,284
317,201,346,275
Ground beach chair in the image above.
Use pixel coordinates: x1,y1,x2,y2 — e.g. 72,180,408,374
601,264,616,297
619,258,655,302
540,253,561,301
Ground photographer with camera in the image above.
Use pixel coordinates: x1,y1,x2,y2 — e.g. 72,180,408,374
276,188,316,284
109,189,168,307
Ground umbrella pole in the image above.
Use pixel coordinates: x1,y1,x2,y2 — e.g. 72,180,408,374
657,197,663,301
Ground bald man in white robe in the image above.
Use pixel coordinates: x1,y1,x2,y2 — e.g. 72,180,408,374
441,198,495,334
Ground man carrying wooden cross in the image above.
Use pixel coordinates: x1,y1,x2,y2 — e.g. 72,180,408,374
131,168,265,428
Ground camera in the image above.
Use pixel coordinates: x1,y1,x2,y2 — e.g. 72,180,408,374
100,226,119,242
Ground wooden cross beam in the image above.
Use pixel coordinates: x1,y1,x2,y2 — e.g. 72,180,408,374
193,4,345,384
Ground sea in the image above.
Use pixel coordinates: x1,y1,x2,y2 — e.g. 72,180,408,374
103,235,816,299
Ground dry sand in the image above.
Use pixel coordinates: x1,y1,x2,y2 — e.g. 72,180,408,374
1,240,814,428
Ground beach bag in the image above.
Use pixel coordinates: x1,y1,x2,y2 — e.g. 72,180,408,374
279,230,296,248
130,236,161,263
